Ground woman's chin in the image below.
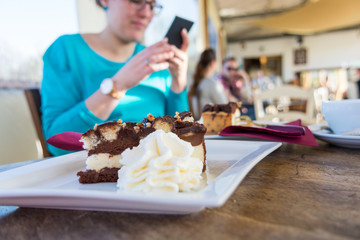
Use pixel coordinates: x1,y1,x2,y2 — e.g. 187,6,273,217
118,29,144,43
127,33,144,43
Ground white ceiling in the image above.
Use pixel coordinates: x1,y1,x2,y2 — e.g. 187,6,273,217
214,0,306,42
213,0,360,42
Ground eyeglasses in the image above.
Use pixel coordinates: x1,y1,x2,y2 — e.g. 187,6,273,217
128,0,163,15
226,67,238,72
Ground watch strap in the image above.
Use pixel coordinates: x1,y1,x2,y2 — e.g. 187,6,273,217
102,78,124,99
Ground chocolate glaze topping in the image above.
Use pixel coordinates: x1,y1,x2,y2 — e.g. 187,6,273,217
178,111,193,119
88,127,155,156
82,111,207,156
202,102,238,113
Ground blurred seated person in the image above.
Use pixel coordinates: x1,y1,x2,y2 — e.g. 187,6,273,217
251,70,275,91
268,70,283,88
189,48,227,116
219,57,253,104
218,57,254,118
357,69,360,98
41,0,190,156
316,76,330,101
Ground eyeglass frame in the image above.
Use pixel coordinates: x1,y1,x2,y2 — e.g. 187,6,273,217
226,67,239,72
128,0,163,15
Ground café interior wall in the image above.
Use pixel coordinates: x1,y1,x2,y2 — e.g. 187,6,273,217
206,0,226,63
76,0,106,33
228,29,360,82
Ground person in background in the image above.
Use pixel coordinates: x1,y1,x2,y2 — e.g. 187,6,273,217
41,0,190,156
251,70,275,92
218,57,254,118
356,69,360,98
267,69,283,88
188,48,227,117
219,57,252,104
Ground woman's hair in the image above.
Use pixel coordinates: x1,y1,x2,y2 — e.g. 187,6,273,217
189,48,216,96
222,56,237,66
95,0,103,8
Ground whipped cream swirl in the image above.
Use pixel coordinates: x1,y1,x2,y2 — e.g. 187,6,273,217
117,130,203,193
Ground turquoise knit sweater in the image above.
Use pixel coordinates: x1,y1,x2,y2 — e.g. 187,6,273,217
41,34,188,156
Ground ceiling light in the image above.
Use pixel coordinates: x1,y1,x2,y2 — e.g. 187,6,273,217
219,8,238,17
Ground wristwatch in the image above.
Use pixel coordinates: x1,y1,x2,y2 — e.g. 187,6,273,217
100,78,123,99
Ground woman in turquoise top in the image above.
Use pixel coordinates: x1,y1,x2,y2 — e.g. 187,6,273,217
41,0,190,156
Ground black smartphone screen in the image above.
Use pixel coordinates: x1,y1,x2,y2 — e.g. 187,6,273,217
165,16,194,49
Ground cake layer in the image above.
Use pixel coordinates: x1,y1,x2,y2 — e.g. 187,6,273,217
78,111,208,184
81,111,207,156
193,142,207,172
202,102,241,135
86,153,122,171
77,167,120,183
202,102,239,114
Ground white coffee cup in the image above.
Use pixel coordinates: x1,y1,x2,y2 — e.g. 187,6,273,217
321,99,360,134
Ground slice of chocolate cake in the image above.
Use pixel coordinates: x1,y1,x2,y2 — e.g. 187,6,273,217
202,102,241,135
77,111,207,184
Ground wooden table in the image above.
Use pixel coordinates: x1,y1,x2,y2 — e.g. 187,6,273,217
0,141,359,240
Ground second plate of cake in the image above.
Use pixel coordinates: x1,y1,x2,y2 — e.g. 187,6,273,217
0,140,281,214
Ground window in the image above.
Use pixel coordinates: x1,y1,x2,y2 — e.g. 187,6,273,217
0,0,78,88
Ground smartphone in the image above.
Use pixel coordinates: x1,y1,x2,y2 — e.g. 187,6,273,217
165,16,194,49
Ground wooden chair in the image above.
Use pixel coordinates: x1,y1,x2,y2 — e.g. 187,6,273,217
187,92,201,121
24,88,51,157
253,85,316,125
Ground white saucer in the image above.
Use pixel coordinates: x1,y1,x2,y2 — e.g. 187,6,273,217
309,124,360,149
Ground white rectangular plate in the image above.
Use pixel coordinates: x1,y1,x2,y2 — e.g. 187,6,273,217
0,140,281,214
205,135,266,141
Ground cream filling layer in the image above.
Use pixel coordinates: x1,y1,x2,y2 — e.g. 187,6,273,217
86,153,122,172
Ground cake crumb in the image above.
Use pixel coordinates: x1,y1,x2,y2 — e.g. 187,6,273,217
147,114,155,121
134,126,140,133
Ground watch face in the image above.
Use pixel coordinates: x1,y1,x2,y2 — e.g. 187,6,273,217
100,78,113,95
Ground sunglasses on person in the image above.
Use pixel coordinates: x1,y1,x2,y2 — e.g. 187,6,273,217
226,67,238,72
128,0,163,15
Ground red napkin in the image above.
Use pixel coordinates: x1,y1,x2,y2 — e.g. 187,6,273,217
46,132,84,151
47,120,318,151
219,119,318,147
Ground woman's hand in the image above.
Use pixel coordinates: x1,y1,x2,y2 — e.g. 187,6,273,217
85,39,174,120
168,29,189,93
112,39,175,92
